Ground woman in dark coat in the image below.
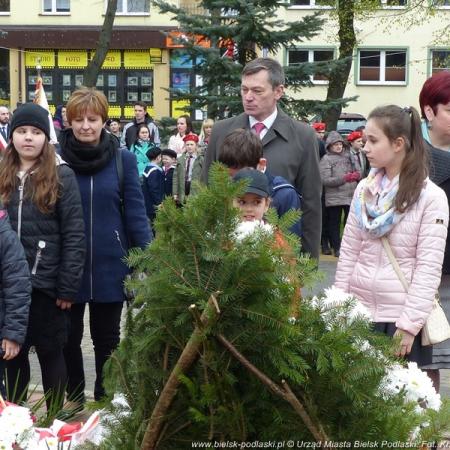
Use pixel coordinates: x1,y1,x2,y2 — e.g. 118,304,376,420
59,87,152,407
419,71,450,391
0,103,85,411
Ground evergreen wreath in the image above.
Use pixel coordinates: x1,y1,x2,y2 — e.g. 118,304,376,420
101,164,450,449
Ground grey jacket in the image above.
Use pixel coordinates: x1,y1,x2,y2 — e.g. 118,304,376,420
319,149,360,207
202,108,322,259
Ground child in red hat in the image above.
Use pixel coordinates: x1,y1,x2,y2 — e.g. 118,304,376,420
347,130,369,177
173,133,204,204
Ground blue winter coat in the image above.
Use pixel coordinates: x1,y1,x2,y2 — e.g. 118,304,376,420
65,145,152,303
267,173,303,240
142,163,164,222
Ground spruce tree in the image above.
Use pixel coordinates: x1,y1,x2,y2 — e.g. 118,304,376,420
155,0,349,120
102,165,450,449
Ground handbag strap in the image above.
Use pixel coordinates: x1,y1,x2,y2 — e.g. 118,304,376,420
381,236,409,292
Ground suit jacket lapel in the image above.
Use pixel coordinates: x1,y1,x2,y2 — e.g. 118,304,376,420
261,108,289,146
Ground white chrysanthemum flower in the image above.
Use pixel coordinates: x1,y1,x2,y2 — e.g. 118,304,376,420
0,404,34,444
234,220,273,242
380,362,441,412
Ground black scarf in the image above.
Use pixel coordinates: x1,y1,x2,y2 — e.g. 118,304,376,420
59,129,116,175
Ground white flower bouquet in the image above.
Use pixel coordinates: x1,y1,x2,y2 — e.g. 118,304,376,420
0,395,101,449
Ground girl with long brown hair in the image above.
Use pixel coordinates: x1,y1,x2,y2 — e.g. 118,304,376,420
335,104,448,368
0,103,85,413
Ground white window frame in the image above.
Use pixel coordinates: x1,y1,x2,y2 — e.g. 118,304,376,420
287,48,334,85
357,49,407,86
287,0,333,10
42,0,70,14
430,49,450,74
115,0,150,15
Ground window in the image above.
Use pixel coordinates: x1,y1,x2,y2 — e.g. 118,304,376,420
432,0,450,7
0,0,10,12
287,49,334,84
289,0,332,7
117,0,150,13
43,0,70,12
358,49,407,85
379,0,406,6
431,50,450,74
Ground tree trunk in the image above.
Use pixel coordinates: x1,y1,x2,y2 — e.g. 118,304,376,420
323,0,357,131
83,0,118,87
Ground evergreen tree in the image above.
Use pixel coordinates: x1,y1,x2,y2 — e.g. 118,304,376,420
155,0,349,120
102,165,450,449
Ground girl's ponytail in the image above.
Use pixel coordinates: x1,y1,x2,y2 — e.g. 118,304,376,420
368,105,428,213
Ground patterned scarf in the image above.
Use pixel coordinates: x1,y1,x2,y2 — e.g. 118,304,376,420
354,168,405,238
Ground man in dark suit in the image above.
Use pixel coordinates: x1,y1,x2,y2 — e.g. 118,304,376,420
202,58,322,259
0,106,10,152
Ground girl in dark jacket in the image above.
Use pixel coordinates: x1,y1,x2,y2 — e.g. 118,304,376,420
0,103,86,411
59,88,152,407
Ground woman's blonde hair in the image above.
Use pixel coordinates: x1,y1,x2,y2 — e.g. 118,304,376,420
66,87,109,123
0,139,60,213
199,118,214,142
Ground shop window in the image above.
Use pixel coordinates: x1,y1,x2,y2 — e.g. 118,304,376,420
358,49,407,85
27,72,55,102
116,0,150,13
43,0,70,13
124,71,153,104
0,0,10,12
287,48,334,83
0,49,9,103
431,50,450,74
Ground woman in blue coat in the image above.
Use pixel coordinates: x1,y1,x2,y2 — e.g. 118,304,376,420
59,87,152,407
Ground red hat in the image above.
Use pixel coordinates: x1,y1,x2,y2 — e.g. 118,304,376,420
347,131,363,142
312,122,326,132
183,133,199,143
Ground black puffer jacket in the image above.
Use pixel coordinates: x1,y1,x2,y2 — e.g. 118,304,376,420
0,209,31,344
7,160,86,300
427,141,450,274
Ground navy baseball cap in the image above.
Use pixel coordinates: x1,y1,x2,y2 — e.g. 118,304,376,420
232,168,270,198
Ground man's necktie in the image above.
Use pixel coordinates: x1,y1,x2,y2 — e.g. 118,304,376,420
185,155,192,182
252,122,265,136
0,127,7,140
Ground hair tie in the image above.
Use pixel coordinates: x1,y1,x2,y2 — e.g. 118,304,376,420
402,107,411,114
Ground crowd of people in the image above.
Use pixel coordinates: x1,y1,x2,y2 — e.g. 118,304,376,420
0,58,448,419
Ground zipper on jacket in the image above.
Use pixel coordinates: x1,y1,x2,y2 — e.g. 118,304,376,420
31,240,46,275
115,230,126,255
90,176,94,301
17,176,26,239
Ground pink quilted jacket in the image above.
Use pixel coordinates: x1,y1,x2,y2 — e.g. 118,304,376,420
335,179,449,336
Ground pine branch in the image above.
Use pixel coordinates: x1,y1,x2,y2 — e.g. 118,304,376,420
141,292,221,450
216,333,330,444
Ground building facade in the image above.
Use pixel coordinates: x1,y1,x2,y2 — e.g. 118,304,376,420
279,0,450,117
0,0,448,120
0,0,176,119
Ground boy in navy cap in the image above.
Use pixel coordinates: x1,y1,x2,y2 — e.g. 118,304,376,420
219,129,302,239
232,168,270,222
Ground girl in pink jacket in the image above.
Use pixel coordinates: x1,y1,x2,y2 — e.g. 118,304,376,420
335,105,449,368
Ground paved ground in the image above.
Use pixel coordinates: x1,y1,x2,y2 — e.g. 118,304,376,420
28,255,449,402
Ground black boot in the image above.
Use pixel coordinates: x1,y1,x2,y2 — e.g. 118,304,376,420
321,238,332,255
